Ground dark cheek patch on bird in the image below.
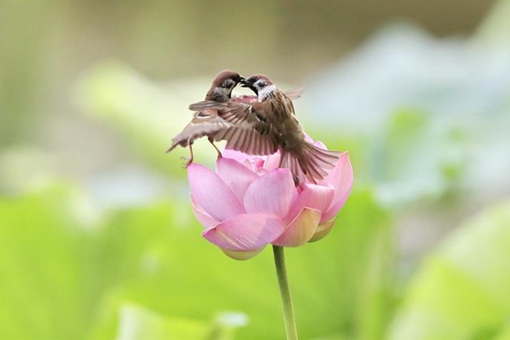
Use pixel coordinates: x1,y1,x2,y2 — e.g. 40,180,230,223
256,80,266,88
222,79,234,88
212,89,228,101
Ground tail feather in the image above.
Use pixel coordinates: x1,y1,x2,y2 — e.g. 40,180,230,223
279,142,341,185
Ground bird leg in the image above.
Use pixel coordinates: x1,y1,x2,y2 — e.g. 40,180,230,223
208,137,222,160
181,143,194,168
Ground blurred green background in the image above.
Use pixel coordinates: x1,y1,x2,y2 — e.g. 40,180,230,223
2,0,510,339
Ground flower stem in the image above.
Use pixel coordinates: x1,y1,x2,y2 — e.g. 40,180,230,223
272,245,299,340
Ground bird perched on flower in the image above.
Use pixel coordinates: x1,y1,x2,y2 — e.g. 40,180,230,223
166,70,244,166
189,74,340,185
168,71,304,167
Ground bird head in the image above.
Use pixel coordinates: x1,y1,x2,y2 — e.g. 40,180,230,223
241,74,276,101
208,70,245,101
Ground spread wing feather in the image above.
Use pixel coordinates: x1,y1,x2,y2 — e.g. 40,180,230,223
188,99,281,156
189,101,258,127
188,101,278,156
167,110,231,152
222,128,278,156
284,87,304,100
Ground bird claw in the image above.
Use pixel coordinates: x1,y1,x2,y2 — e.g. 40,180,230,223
181,156,193,168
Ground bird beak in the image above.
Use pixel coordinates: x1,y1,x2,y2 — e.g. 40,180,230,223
240,79,252,88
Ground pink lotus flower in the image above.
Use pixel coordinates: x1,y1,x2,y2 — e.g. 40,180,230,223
187,140,353,260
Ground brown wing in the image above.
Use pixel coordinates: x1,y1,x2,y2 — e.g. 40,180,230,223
189,97,294,156
284,87,304,100
188,100,277,156
189,100,267,132
213,101,278,156
167,109,231,152
214,126,278,156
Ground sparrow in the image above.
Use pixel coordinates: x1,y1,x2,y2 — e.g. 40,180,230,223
166,70,244,166
189,74,340,185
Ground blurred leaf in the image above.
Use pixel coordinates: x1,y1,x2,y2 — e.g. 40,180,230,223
114,304,244,340
316,108,469,209
371,109,466,207
74,61,220,177
388,199,510,339
0,182,394,340
494,325,510,340
0,146,57,195
304,19,510,209
115,304,210,340
0,185,93,340
88,189,394,340
310,335,347,340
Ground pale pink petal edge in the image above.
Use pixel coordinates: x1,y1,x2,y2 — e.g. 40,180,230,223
272,208,321,247
202,213,285,251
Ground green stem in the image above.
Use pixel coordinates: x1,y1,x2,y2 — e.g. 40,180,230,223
273,245,299,340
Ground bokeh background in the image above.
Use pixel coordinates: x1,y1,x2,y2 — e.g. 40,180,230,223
1,0,510,339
